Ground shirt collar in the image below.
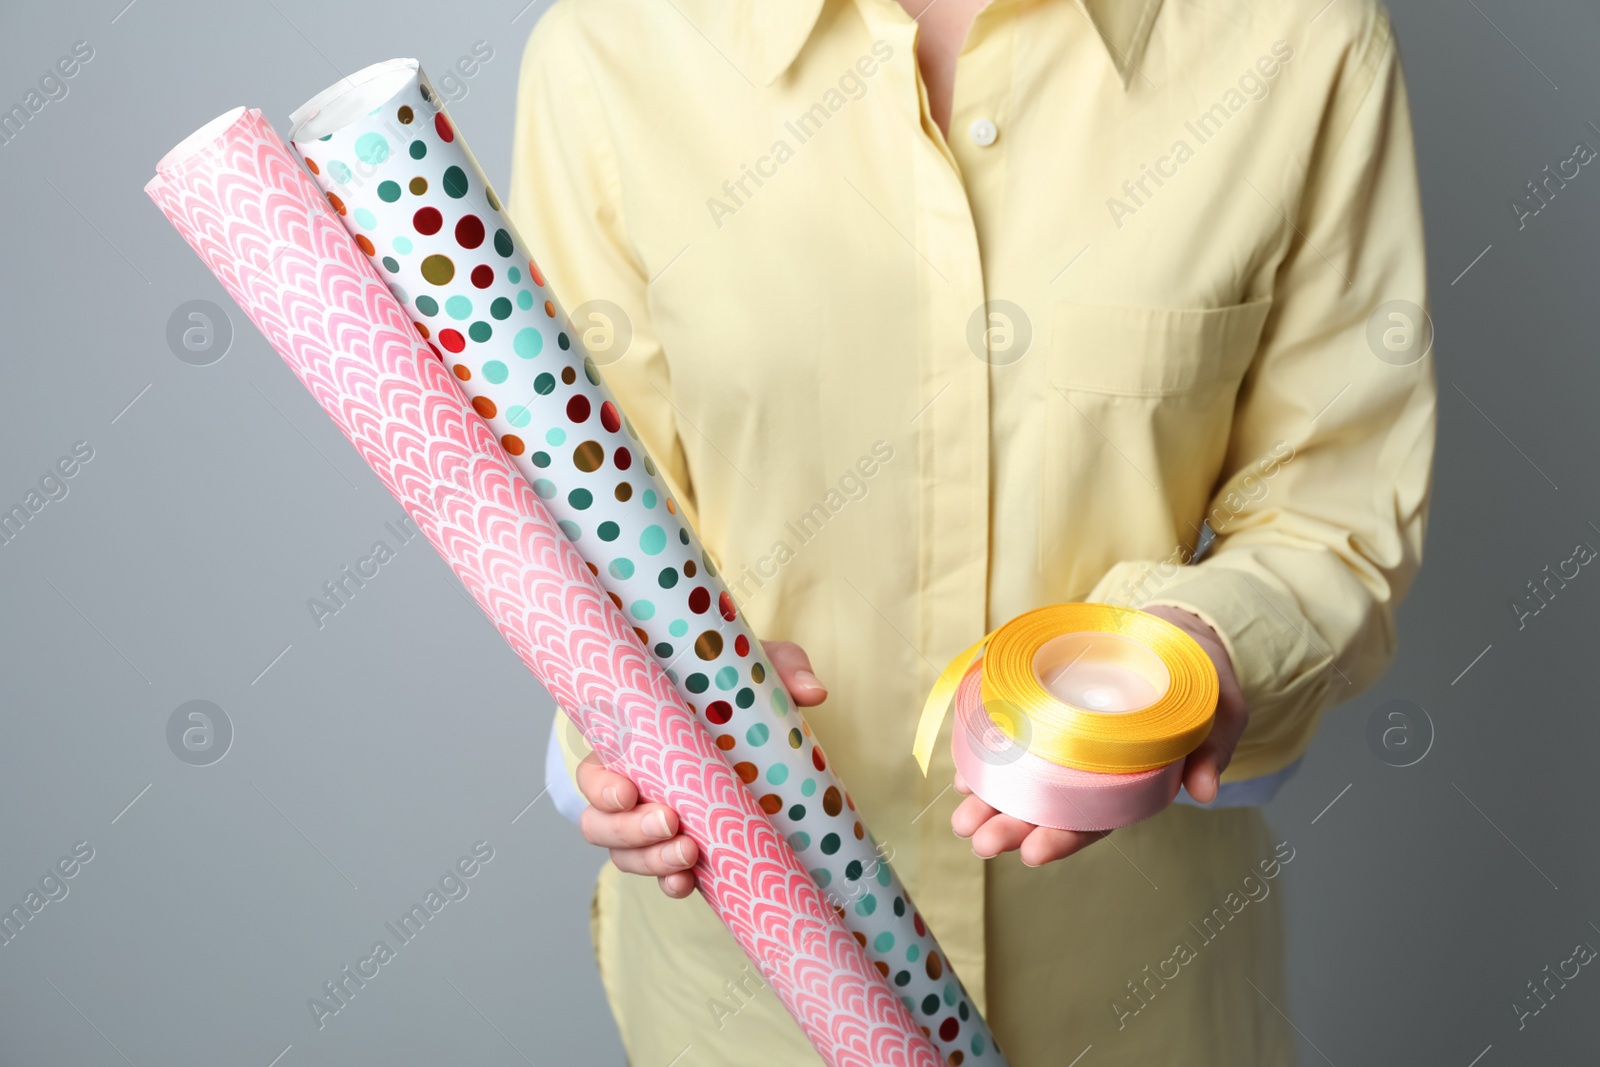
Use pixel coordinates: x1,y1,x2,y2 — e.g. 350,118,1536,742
691,0,1165,89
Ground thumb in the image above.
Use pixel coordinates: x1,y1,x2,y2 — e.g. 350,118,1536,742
762,640,827,706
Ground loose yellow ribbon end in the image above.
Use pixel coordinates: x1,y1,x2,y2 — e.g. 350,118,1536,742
912,634,994,775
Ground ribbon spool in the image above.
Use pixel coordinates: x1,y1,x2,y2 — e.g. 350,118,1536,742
914,604,1219,831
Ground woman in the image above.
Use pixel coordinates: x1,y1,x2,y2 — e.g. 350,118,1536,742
508,0,1434,1062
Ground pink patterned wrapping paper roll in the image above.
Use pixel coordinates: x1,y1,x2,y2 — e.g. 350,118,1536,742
145,105,940,1067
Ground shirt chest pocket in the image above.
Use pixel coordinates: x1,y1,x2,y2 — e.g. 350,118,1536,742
1039,297,1273,595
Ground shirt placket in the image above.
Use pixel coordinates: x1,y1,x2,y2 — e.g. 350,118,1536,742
850,0,997,1014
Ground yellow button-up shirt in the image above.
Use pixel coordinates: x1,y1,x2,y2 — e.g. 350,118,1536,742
508,0,1434,1062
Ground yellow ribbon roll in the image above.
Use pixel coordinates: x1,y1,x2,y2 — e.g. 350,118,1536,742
912,604,1218,775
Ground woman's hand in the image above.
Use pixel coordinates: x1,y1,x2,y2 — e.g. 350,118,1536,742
951,604,1249,867
575,640,829,897
576,754,699,898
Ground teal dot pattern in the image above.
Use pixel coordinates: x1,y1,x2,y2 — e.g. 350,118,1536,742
290,68,998,1067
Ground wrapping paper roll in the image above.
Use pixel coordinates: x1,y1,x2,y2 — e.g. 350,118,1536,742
145,105,940,1067
287,60,1002,1066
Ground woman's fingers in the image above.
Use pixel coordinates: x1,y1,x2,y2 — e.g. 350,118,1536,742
575,753,638,812
969,813,1037,858
1018,827,1108,867
573,754,697,898
658,871,697,899
580,801,678,849
577,753,673,850
955,774,1114,866
961,809,1113,865
610,835,699,877
950,792,999,838
1144,604,1249,806
1182,695,1248,803
1183,747,1223,804
762,640,827,706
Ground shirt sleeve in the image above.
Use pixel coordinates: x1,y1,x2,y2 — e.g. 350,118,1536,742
1087,9,1438,783
506,1,698,792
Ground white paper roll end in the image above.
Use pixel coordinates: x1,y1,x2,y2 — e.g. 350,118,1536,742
153,106,250,174
289,58,420,141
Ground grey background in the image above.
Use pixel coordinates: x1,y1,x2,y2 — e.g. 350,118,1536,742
0,0,1595,1064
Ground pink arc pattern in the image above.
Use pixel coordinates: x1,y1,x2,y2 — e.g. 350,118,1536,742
145,107,939,1067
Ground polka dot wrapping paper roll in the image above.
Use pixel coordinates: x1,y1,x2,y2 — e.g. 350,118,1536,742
289,59,1003,1066
146,105,941,1067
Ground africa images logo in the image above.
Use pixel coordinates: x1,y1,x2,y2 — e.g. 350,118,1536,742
1105,41,1295,229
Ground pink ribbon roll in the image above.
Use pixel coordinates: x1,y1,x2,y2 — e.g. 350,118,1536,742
952,664,1183,831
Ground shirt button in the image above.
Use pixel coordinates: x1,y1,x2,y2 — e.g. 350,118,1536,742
969,117,998,147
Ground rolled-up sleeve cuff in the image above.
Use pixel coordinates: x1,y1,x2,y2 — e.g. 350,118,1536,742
1086,556,1338,783
545,711,590,825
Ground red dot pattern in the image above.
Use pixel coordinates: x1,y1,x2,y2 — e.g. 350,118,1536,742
455,214,485,249
413,206,442,235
